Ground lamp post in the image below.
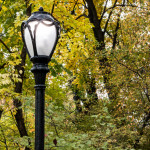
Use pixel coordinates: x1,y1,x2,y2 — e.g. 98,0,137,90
21,7,60,150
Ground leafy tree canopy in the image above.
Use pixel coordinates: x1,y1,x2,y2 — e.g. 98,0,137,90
0,0,149,149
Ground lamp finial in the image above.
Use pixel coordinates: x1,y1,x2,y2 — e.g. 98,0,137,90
39,7,44,12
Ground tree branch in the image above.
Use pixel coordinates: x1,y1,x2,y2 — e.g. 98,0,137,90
105,30,113,39
0,38,12,53
75,14,88,20
112,9,122,49
99,0,109,24
104,0,118,33
114,56,143,79
51,0,56,15
105,4,137,13
112,27,119,49
0,109,3,119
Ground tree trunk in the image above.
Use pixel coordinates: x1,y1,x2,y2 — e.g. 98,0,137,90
13,46,31,150
85,0,119,105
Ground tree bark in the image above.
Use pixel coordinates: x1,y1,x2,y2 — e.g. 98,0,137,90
13,46,31,150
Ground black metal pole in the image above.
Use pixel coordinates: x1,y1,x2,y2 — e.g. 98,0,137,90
31,57,50,150
34,85,45,150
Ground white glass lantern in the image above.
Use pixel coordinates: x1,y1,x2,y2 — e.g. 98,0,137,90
21,7,61,61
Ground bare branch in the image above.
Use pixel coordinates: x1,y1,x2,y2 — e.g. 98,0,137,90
105,30,113,39
112,9,122,49
99,0,109,24
104,11,113,33
0,38,12,53
114,56,143,79
145,83,150,102
104,0,118,33
105,4,137,13
51,0,55,15
75,14,88,20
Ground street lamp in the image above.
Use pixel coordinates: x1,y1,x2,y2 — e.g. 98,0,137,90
21,7,60,150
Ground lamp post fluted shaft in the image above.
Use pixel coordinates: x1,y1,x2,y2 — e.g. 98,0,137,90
31,57,50,150
34,85,45,150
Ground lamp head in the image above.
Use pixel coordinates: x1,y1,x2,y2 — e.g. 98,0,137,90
21,7,61,63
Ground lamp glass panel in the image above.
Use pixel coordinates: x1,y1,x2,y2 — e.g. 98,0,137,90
36,21,57,56
24,21,38,57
